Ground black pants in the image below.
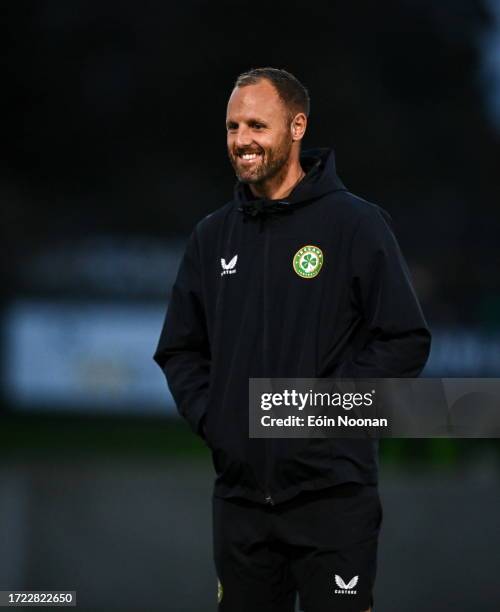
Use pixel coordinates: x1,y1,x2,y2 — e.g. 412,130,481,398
213,483,382,612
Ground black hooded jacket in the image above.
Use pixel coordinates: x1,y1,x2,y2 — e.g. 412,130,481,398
154,148,431,505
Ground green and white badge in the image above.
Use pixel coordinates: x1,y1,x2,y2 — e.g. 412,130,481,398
293,245,324,278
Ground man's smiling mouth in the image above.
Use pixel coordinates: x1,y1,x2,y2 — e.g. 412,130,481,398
237,151,263,164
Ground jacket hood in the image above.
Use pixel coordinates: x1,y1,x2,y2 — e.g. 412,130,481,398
235,147,347,219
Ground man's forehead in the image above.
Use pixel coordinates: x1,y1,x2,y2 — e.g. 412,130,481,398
226,80,285,118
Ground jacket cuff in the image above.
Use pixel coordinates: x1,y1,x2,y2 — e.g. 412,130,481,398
180,394,208,441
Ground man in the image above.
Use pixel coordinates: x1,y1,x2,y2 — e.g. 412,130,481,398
154,68,431,612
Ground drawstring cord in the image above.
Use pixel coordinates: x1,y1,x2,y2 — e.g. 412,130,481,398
238,199,293,231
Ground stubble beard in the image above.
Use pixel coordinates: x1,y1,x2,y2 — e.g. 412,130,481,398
229,136,293,186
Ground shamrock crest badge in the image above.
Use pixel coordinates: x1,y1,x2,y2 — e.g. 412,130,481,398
293,245,324,278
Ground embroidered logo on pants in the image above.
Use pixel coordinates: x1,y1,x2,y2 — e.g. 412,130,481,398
334,574,358,595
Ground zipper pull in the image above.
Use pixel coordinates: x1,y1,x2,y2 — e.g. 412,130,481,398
265,494,274,506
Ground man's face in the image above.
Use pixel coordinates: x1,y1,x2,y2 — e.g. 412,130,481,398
226,80,293,185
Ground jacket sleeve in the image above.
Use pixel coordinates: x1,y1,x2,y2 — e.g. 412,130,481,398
334,206,431,378
153,229,210,438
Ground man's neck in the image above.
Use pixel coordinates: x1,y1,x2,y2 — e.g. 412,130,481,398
249,160,305,201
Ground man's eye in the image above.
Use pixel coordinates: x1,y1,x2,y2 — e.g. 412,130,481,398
254,124,264,129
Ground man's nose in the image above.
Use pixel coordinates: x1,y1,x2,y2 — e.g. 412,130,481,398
235,127,252,148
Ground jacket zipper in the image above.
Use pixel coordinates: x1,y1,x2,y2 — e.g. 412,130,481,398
263,220,274,506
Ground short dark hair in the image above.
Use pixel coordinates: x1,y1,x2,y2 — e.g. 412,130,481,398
234,67,310,118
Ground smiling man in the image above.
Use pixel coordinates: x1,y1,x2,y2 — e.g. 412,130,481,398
226,76,306,199
154,68,431,612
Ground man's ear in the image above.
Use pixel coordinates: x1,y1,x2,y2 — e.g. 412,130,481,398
291,113,307,142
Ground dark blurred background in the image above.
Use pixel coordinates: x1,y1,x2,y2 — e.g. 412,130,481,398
1,1,500,610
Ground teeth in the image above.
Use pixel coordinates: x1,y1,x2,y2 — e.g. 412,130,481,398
241,153,259,160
